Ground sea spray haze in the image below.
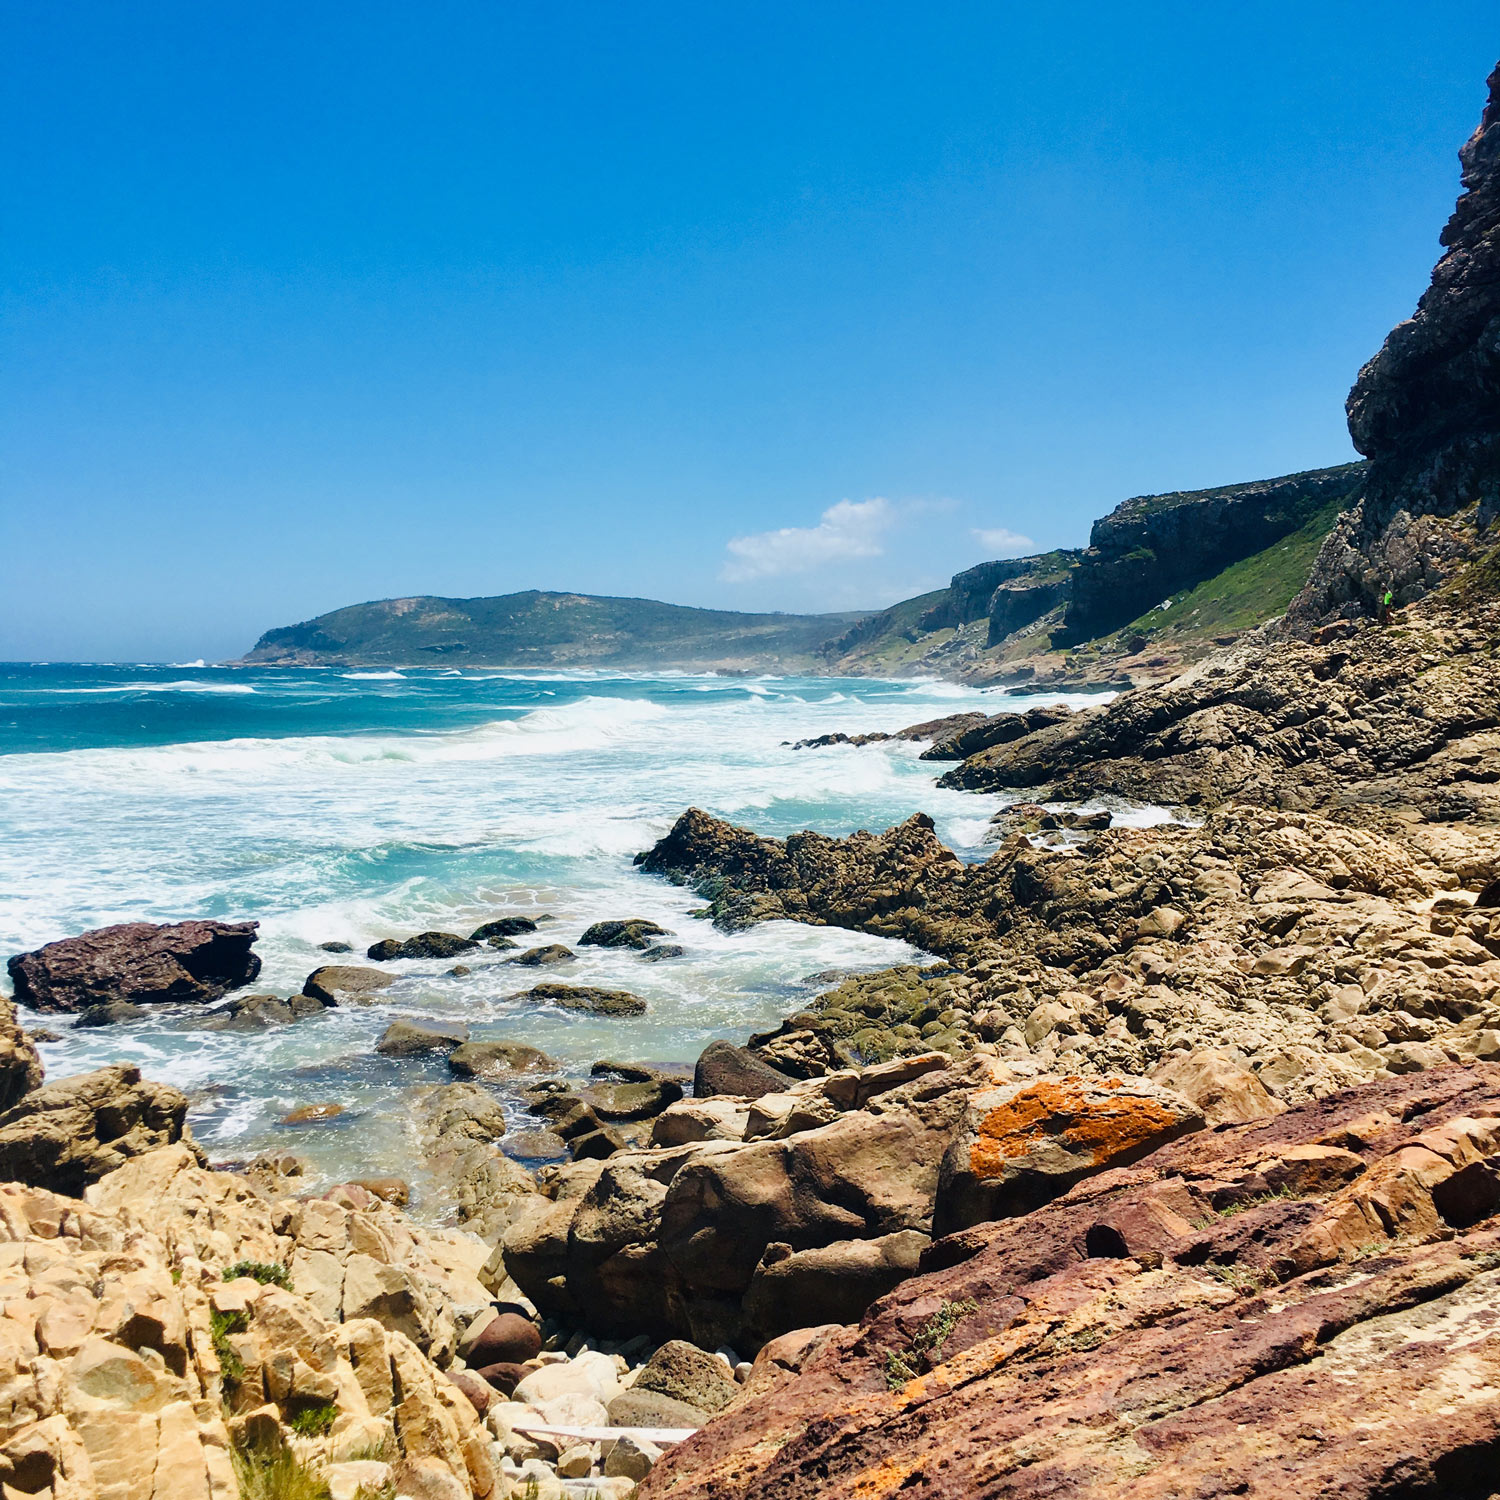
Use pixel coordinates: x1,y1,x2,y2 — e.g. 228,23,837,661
0,662,1122,1188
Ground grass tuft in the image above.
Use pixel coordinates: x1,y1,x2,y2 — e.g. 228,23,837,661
225,1261,294,1290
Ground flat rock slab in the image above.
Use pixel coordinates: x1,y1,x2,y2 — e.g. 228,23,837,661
8,920,261,1013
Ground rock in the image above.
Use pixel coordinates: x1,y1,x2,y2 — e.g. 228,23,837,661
448,1040,557,1077
209,991,330,1029
302,965,395,1005
521,983,647,1016
318,940,353,952
934,1074,1204,1235
583,1079,685,1121
640,944,686,961
608,1389,708,1429
7,918,261,1012
651,1098,753,1146
693,1042,795,1099
420,1083,506,1142
448,964,471,976
639,1062,1500,1500
465,1312,541,1367
741,1231,931,1346
557,1442,593,1477
1150,1047,1286,1127
474,1361,526,1395
633,1340,740,1414
351,1176,410,1205
0,999,42,1111
0,1063,200,1194
1135,905,1187,940
367,931,478,961
604,1433,663,1480
580,919,671,950
376,1018,470,1056
508,944,576,967
470,917,540,941
447,1367,492,1416
75,1000,148,1027
279,1102,345,1125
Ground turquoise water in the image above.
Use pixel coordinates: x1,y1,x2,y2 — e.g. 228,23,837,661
0,662,1110,1207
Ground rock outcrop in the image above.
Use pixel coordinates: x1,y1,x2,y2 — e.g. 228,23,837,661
0,1065,201,1195
0,997,44,1111
640,1060,1500,1500
1289,63,1500,627
0,1144,500,1500
7,920,262,1013
502,1053,1205,1353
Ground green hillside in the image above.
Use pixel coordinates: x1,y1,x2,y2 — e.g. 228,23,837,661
244,590,866,671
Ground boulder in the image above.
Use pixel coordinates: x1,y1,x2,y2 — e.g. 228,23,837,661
741,1230,930,1345
75,1000,147,1027
464,1311,541,1367
607,1389,708,1429
583,1079,685,1121
376,1019,470,1057
367,931,478,961
521,983,647,1017
447,1367,492,1417
508,944,576,967
934,1074,1205,1235
302,965,394,1005
633,1340,739,1414
580,920,671,950
0,999,42,1111
280,1102,345,1125
448,1040,557,1077
7,919,261,1013
469,917,540,941
0,1064,200,1195
651,1099,753,1146
1150,1047,1286,1127
693,1041,794,1100
640,944,686,961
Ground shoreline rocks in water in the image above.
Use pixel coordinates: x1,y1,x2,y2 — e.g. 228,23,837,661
7,918,262,1012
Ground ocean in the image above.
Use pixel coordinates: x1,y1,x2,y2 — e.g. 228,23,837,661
0,662,1124,1207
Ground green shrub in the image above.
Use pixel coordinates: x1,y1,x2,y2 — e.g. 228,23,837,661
225,1261,293,1290
288,1401,338,1438
210,1307,249,1387
883,1298,978,1390
231,1446,330,1500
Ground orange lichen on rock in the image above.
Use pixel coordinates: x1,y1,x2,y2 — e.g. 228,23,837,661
968,1076,1193,1180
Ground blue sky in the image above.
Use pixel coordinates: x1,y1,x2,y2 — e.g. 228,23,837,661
2,4,1495,661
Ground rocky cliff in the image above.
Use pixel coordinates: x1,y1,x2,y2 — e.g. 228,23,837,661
1287,63,1500,627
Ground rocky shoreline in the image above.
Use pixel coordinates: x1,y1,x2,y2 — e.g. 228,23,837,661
0,52,1496,1500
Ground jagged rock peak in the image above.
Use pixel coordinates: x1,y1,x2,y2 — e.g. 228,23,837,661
1289,61,1500,628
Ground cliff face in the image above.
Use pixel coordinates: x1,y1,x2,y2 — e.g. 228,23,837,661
1288,64,1500,627
1064,462,1365,640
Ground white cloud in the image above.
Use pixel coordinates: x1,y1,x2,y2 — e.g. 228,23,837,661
971,526,1035,556
721,498,896,582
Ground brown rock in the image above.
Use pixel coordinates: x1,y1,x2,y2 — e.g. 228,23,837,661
448,1040,556,1077
302,965,394,1005
279,1102,345,1125
465,1312,540,1367
7,919,261,1013
1150,1048,1285,1127
0,997,43,1111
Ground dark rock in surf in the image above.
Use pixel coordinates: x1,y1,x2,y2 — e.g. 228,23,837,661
7,919,262,1014
580,919,671,950
470,917,540,942
366,931,478,961
508,944,575,967
694,1041,795,1100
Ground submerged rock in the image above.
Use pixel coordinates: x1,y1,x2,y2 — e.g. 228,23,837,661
448,1040,557,1077
521,983,648,1017
7,918,261,1013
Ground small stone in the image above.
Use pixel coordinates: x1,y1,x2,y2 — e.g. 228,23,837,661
603,1434,662,1480
557,1443,593,1478
509,944,577,967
